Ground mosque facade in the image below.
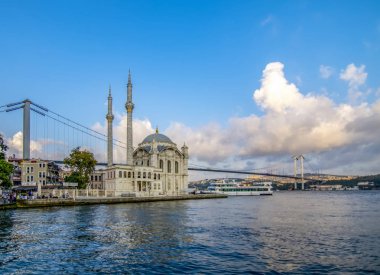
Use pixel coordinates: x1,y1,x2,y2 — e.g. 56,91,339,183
101,72,189,197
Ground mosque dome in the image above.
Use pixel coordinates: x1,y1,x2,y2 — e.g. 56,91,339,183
142,129,174,144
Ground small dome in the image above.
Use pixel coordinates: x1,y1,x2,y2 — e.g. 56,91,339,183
142,133,174,144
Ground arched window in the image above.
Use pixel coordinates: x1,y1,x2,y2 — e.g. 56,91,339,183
133,172,135,178
154,173,156,180
128,172,131,178
158,174,160,180
167,161,171,173
124,171,127,178
119,171,122,178
147,160,150,167
175,161,179,174
148,172,151,179
159,159,164,169
143,172,146,178
138,172,141,178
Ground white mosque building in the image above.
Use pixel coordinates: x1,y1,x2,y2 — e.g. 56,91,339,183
101,72,189,197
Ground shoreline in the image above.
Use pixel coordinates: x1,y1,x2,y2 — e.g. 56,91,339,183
0,194,227,210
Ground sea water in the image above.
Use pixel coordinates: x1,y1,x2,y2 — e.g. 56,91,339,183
1,191,379,274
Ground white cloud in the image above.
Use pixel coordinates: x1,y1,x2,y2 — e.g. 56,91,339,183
7,131,43,157
376,87,380,97
319,65,334,79
340,63,367,87
164,62,380,176
340,63,368,102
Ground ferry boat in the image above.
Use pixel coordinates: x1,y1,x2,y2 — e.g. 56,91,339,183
207,179,273,196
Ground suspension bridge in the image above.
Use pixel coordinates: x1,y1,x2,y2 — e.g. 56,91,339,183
1,99,322,188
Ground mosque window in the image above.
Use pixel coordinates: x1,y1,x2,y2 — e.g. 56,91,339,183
119,171,122,178
133,172,135,178
138,172,141,178
143,172,146,178
168,161,171,173
158,174,160,180
148,172,151,179
154,173,156,180
113,171,116,178
124,171,127,178
128,172,131,178
147,160,150,166
159,160,163,169
175,161,179,174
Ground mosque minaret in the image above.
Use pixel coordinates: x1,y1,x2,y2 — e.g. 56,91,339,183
125,70,134,165
106,85,114,167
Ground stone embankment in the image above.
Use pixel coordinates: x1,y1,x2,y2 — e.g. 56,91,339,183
9,194,227,209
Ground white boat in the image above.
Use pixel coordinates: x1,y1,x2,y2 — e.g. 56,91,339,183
207,179,273,196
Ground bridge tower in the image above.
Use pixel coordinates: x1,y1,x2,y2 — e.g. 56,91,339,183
300,154,305,190
23,99,31,160
293,155,298,190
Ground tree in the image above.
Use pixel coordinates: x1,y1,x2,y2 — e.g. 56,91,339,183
64,147,97,189
0,134,14,188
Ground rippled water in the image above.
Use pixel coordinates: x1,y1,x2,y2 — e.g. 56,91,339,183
1,191,380,274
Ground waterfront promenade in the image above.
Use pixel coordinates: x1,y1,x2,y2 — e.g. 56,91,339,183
0,193,227,210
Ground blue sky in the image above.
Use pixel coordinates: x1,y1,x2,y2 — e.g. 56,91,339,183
1,0,380,175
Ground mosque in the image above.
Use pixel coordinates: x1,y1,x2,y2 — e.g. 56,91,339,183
102,72,189,197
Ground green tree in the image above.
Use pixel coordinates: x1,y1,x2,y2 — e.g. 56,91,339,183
0,134,14,188
64,171,81,184
64,147,97,189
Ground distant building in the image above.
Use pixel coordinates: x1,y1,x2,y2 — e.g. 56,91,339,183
310,184,344,191
90,170,105,189
19,159,60,186
8,155,23,185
